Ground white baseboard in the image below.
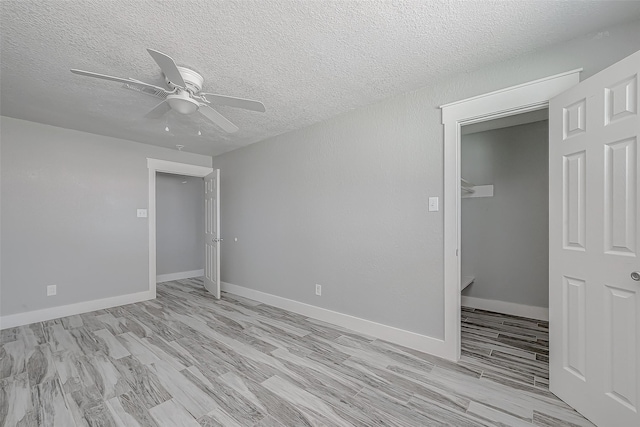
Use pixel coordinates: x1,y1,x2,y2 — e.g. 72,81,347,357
157,269,204,283
0,290,154,330
461,295,549,321
221,282,452,361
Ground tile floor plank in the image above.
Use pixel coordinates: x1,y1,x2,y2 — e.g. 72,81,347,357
148,399,201,427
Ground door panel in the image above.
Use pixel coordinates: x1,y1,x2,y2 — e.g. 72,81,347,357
563,151,587,250
563,98,587,139
604,284,637,411
605,75,637,125
604,137,636,255
549,49,640,427
562,276,587,380
204,170,220,298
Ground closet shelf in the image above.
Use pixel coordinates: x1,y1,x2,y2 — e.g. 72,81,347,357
461,178,494,199
461,275,475,291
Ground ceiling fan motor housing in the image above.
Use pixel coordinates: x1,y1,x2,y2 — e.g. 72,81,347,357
164,67,204,115
166,66,204,93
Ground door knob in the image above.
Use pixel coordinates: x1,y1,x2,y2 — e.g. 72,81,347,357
632,271,640,282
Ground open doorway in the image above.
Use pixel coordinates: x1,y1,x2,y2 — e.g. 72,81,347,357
459,111,551,390
439,68,581,363
155,173,205,283
146,159,214,298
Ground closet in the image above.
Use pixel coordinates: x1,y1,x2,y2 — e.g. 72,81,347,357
156,173,205,282
460,111,549,317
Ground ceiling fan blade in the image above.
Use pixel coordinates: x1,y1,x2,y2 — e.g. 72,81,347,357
147,49,186,88
71,69,137,85
144,101,171,119
200,93,266,113
199,105,239,133
71,69,167,92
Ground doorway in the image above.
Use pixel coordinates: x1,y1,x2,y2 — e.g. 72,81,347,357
155,172,205,283
146,159,213,298
459,111,551,388
460,112,550,317
439,69,581,362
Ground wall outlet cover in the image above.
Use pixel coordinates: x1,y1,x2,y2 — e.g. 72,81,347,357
47,285,57,296
137,209,148,218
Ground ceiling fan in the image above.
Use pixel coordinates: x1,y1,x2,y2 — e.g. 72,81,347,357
71,49,265,133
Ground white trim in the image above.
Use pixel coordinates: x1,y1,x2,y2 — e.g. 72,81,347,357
157,269,204,283
147,159,213,177
440,69,581,361
0,290,153,330
221,282,451,359
440,68,582,109
147,159,213,300
462,296,549,321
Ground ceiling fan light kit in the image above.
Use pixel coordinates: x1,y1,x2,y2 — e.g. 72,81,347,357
167,92,199,115
70,49,265,134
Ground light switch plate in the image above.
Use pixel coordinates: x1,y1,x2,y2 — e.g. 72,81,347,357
428,197,439,212
137,209,148,218
47,285,56,296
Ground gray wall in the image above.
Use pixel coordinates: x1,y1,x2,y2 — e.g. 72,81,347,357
156,173,204,276
213,20,640,338
461,121,549,308
0,117,211,316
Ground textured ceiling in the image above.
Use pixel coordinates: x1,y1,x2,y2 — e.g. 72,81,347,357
2,1,640,156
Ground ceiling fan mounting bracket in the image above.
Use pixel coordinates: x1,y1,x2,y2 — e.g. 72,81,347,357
165,66,204,93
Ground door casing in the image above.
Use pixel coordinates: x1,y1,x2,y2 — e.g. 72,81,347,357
147,158,214,297
440,69,582,361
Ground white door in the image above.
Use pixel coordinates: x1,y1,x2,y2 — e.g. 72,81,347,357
204,169,221,299
549,50,639,427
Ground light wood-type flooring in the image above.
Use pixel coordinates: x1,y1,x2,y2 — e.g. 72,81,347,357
1,279,593,426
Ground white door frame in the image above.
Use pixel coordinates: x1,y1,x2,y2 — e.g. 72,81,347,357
439,69,582,361
147,158,214,297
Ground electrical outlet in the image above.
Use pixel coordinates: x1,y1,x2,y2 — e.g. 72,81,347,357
47,285,57,296
137,209,148,218
315,284,321,296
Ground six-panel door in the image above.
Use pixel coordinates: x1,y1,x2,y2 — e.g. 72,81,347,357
549,50,639,427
